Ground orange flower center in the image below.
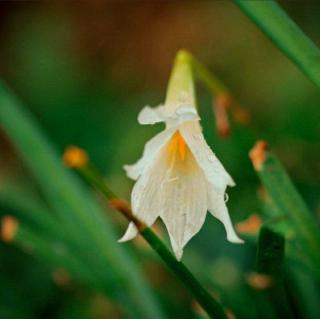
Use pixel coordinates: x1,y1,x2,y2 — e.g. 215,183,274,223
167,132,187,161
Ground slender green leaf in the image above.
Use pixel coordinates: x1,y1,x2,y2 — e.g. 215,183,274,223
0,81,165,319
255,227,294,319
234,0,320,88
250,143,320,277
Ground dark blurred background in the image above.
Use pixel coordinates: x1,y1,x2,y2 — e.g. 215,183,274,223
0,1,319,318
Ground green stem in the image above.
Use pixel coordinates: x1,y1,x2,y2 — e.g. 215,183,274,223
79,164,117,199
77,164,227,319
190,53,228,95
173,50,230,97
234,0,320,89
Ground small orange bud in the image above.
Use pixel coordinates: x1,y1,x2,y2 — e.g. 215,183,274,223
236,214,262,235
191,300,206,316
249,140,268,171
1,216,18,242
213,94,231,138
233,106,251,125
226,309,237,319
246,272,273,290
257,186,269,202
52,268,71,286
63,146,88,168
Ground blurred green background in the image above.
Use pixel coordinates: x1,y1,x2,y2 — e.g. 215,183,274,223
0,1,319,319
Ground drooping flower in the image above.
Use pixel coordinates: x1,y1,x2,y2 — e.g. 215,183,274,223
119,51,243,260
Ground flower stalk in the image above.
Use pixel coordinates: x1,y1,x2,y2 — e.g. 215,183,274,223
179,50,250,134
64,146,228,319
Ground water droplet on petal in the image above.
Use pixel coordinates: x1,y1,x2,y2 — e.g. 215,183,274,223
208,154,216,162
192,133,202,140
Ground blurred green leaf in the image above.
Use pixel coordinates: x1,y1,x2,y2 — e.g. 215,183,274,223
250,143,320,278
254,226,294,319
234,0,320,89
0,81,166,319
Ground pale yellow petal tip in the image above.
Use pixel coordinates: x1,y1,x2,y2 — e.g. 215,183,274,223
1,216,18,242
176,49,192,63
176,253,183,262
228,236,245,244
228,178,236,187
246,272,273,290
118,236,131,243
236,214,262,236
123,164,137,180
174,247,183,261
63,146,88,168
118,222,138,243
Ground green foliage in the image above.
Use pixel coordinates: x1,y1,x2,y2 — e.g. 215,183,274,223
254,148,320,277
0,83,165,319
0,1,320,318
234,0,320,88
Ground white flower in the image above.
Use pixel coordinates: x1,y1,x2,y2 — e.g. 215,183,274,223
120,103,243,260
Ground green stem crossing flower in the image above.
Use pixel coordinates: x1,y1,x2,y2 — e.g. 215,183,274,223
65,148,227,319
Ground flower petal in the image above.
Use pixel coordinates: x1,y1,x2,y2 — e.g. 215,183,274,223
180,122,235,189
129,147,172,229
138,105,166,125
118,222,138,242
165,105,199,128
160,147,208,260
175,105,198,118
207,184,243,243
124,127,176,180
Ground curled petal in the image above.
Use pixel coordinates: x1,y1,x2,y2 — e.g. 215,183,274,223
180,122,235,189
170,105,199,126
138,104,199,127
118,222,138,242
124,127,176,180
138,105,166,125
207,185,243,243
175,105,198,117
165,105,199,129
